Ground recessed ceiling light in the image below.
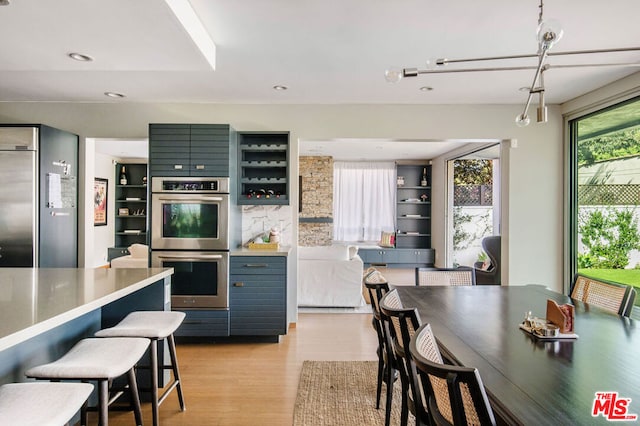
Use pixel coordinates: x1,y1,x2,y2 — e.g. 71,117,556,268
68,52,93,62
273,85,288,91
419,86,433,91
104,92,126,98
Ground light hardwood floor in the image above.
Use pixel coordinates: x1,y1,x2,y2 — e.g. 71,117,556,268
107,312,378,426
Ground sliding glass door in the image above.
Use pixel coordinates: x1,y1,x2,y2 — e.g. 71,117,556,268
447,145,501,268
568,96,640,304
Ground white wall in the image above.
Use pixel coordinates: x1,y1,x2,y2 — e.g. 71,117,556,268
0,98,611,318
93,152,116,267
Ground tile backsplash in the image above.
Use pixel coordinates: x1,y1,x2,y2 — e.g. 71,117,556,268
241,205,292,246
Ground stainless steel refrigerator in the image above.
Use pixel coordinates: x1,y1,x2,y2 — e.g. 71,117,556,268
0,125,78,267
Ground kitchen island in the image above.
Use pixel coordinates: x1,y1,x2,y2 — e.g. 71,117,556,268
0,267,173,384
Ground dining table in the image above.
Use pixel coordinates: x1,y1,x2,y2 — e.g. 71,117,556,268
394,284,639,425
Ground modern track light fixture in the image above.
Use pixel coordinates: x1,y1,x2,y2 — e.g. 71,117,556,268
385,0,640,127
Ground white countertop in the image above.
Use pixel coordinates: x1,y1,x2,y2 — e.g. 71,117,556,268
231,246,292,256
0,267,173,352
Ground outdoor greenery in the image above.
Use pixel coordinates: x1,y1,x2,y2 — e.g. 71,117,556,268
577,127,640,166
452,159,494,265
453,159,493,185
577,207,640,269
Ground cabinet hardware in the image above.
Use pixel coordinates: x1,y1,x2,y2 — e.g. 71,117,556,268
233,282,244,287
244,263,268,268
173,164,183,170
195,164,205,170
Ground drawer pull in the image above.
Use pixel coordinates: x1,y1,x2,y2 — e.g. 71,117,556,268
244,263,268,268
173,164,183,170
233,282,244,287
195,164,205,170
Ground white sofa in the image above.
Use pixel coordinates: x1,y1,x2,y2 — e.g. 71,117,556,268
110,243,149,268
298,245,365,307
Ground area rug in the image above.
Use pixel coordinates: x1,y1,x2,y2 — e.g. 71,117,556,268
293,360,408,426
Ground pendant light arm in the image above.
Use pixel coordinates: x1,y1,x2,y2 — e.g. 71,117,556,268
435,46,640,67
520,47,549,123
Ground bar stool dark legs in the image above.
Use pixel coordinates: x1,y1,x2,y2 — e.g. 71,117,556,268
96,311,186,426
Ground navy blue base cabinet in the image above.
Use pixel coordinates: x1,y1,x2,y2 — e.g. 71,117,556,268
230,256,287,341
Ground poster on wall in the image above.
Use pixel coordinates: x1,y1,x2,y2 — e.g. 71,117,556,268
94,177,108,226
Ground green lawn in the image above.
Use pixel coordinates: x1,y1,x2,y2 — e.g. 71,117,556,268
578,268,640,306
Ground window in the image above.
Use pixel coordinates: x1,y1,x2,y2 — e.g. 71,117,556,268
333,162,396,242
569,96,640,305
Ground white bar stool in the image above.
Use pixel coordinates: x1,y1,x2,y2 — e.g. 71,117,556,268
95,311,186,426
25,337,150,426
0,382,93,426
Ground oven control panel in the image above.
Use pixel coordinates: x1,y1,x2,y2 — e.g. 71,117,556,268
152,177,229,193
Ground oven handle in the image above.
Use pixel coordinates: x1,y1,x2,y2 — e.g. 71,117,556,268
157,254,223,260
156,196,224,202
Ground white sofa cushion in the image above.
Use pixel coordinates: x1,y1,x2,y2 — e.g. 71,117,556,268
299,245,351,261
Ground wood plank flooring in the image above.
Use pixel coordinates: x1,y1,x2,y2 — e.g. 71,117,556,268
106,312,378,426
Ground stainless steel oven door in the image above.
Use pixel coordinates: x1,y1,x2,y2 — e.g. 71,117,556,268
151,193,229,250
151,251,229,308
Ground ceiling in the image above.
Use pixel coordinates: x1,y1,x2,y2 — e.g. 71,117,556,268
1,0,638,160
0,0,638,105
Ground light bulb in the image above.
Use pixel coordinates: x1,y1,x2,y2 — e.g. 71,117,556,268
385,67,403,83
537,19,564,50
515,114,531,127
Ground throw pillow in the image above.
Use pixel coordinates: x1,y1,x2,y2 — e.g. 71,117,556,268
378,231,395,248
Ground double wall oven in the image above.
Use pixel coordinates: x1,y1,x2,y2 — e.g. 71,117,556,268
151,177,230,309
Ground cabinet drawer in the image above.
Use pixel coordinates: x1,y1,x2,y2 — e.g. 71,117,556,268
230,256,286,275
107,247,130,261
174,309,229,337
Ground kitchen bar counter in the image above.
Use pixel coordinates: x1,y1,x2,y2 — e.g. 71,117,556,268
0,267,173,352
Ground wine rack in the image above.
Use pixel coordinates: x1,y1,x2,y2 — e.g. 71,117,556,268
237,132,290,205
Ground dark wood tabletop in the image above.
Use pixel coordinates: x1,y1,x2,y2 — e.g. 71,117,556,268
395,284,640,426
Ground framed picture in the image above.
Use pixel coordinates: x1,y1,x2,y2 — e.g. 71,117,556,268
94,178,108,226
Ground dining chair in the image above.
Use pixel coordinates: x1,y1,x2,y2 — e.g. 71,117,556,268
415,267,476,286
363,271,397,426
571,274,636,317
409,323,497,426
379,289,429,426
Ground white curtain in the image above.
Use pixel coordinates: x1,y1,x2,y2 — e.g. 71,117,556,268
333,162,396,242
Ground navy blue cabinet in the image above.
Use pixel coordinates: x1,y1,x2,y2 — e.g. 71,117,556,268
230,256,287,340
359,248,435,268
174,309,230,337
149,124,235,177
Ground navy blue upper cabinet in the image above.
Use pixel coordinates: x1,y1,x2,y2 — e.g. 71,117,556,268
237,131,290,205
149,124,235,177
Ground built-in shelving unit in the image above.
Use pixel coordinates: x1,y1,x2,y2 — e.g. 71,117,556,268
114,162,148,249
237,132,290,205
396,163,432,249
